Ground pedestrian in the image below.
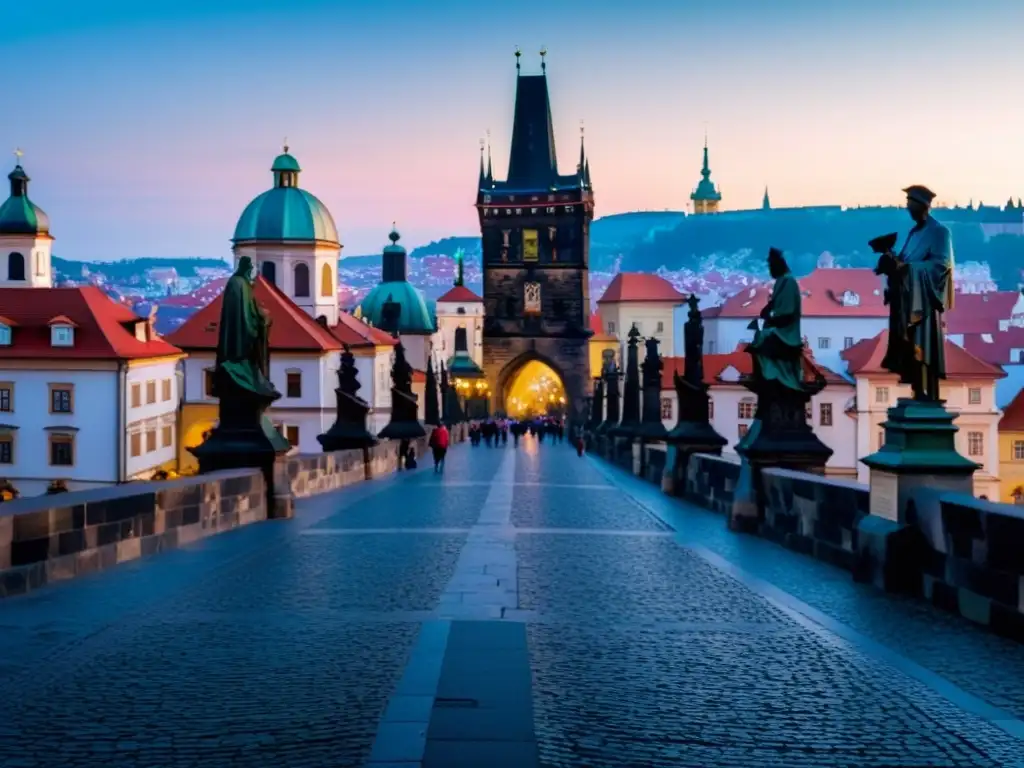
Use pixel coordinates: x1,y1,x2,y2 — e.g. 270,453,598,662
576,428,585,458
405,446,418,469
429,423,450,473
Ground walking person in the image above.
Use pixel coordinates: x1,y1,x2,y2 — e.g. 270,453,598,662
429,423,450,473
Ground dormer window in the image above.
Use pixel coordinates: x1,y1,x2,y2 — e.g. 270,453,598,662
841,290,860,307
48,316,77,347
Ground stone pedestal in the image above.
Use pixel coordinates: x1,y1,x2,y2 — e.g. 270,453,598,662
861,398,977,522
189,375,292,517
378,389,427,441
729,379,833,533
664,423,727,497
318,391,378,452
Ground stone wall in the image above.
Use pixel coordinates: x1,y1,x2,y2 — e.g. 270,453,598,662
592,437,1024,643
0,469,265,598
0,423,470,599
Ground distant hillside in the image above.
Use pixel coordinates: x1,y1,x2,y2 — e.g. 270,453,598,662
53,255,230,280
625,209,1024,287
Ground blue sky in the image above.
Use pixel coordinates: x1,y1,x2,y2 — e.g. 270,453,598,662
4,0,1023,259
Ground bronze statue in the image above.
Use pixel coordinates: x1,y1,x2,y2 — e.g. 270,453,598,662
682,294,704,385
874,185,954,401
746,248,804,393
215,255,278,400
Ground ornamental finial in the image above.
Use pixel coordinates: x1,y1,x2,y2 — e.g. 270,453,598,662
540,46,547,73
13,147,23,165
514,46,521,72
283,137,289,154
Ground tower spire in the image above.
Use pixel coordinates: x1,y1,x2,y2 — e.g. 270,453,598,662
514,46,521,74
762,186,771,210
540,46,547,74
486,129,493,185
478,138,486,188
578,120,586,176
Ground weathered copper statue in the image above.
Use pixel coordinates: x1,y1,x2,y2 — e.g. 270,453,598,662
746,248,805,393
874,185,954,401
215,255,279,401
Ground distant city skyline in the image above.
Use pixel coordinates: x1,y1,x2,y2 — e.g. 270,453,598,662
4,0,1024,260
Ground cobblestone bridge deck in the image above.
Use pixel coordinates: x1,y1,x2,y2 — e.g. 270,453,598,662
1,439,1023,767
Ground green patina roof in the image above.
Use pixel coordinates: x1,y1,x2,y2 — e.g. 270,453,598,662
0,165,50,236
233,149,339,244
690,143,722,203
357,281,436,335
448,352,484,378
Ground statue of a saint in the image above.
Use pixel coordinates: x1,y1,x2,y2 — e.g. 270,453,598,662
683,294,704,385
746,248,804,392
875,185,954,401
215,256,279,401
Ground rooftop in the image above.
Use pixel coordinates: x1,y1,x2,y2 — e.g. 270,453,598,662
588,313,617,342
840,330,1006,380
598,273,686,304
0,286,181,360
999,388,1024,432
437,285,483,304
945,291,1024,335
715,267,889,318
661,347,847,390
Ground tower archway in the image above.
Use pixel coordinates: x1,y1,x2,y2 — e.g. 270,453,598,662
501,358,567,419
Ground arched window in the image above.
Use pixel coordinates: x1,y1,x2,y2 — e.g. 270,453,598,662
321,263,334,297
261,261,277,285
294,263,310,297
7,252,25,281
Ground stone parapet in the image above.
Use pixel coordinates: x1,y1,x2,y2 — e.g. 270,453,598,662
0,469,265,599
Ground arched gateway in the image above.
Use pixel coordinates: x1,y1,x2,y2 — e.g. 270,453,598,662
499,355,568,419
477,56,595,429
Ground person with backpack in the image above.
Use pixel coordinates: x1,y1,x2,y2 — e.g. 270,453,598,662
429,423,450,473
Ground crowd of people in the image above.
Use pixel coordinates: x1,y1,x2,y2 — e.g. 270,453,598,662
467,416,566,447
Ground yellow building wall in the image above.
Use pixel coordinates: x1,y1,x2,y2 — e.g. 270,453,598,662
177,402,219,476
998,430,1024,503
588,338,619,379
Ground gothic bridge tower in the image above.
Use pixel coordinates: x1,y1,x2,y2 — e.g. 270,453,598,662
477,49,594,424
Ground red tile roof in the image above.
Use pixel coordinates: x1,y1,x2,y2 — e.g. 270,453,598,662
660,348,847,389
589,313,617,342
1000,388,1024,432
437,285,483,303
165,277,343,352
945,291,1022,335
960,327,1024,365
0,286,182,360
714,268,888,318
840,331,1005,379
412,369,426,384
597,273,686,304
330,311,397,348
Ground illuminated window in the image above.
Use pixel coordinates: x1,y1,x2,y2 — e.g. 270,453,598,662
285,425,300,447
321,263,334,297
522,229,539,261
524,283,541,314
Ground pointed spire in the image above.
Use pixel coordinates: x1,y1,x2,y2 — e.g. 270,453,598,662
454,249,465,287
485,129,493,186
583,158,592,189
478,138,486,188
514,46,521,74
540,46,547,74
762,186,771,210
578,120,586,176
701,130,711,180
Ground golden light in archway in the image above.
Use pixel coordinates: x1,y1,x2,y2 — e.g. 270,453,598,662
505,360,566,419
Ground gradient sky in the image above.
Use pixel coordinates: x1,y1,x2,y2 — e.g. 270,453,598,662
4,0,1023,260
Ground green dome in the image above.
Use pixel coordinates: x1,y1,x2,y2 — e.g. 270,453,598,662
358,281,435,335
233,149,339,245
0,165,50,236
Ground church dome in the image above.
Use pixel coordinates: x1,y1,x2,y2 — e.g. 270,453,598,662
356,228,435,335
0,163,50,236
233,147,339,245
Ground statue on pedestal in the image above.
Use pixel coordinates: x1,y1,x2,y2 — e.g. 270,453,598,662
666,294,726,452
190,256,290,475
424,356,441,427
596,358,620,435
636,336,668,440
588,376,604,431
378,339,426,441
318,344,378,451
610,325,642,436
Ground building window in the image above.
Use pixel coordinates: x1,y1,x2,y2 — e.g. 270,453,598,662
261,261,277,285
294,262,311,297
161,425,173,448
162,379,172,401
660,397,673,420
738,399,755,419
204,369,215,397
524,283,541,314
607,321,615,334
286,371,302,398
843,337,854,350
878,430,886,448
0,435,12,464
285,425,299,447
967,431,984,457
1014,440,1024,460
805,402,813,421
522,229,539,261
875,386,889,404
131,383,141,408
818,337,830,350
7,252,25,281
0,383,11,412
51,325,74,347
321,263,334,297
820,402,833,426
738,424,749,439
968,387,981,405
0,324,10,345
146,428,157,453
49,384,73,414
49,434,74,466
708,398,714,419
145,380,157,405
130,432,142,458
656,321,665,333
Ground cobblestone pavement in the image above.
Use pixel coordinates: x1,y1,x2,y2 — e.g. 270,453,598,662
0,439,1022,767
